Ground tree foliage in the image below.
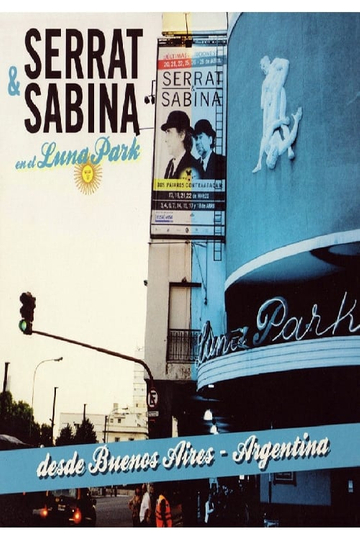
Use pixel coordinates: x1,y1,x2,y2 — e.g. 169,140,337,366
0,391,98,448
39,423,52,447
0,391,51,447
56,418,97,446
55,423,74,446
74,418,97,444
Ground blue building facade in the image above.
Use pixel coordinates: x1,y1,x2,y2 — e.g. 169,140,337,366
227,12,359,271
195,12,360,526
145,12,360,526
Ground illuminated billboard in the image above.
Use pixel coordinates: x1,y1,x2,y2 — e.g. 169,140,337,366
151,36,227,239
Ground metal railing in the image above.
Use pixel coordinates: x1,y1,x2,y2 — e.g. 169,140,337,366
167,329,200,363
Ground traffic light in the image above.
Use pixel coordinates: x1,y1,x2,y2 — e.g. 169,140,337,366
19,292,36,335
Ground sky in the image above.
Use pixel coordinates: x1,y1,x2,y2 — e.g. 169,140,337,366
0,12,163,434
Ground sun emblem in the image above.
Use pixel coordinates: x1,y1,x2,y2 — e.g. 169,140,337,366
74,160,102,195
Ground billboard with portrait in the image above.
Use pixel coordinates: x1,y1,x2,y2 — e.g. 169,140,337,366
150,36,227,239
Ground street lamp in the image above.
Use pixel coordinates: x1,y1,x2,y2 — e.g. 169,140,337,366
31,357,63,413
0,362,10,433
50,386,58,446
103,415,108,443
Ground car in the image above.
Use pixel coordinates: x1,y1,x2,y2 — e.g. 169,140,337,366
32,487,97,527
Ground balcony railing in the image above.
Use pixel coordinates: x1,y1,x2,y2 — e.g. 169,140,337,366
167,329,200,363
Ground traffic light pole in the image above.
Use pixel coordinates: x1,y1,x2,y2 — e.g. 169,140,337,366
31,329,155,388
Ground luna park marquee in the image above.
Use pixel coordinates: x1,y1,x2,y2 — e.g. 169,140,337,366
196,291,360,388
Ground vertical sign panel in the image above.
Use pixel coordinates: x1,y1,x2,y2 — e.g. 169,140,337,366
151,37,227,239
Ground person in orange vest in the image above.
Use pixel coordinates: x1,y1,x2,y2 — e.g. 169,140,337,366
155,489,172,528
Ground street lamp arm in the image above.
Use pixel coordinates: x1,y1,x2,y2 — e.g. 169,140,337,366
31,357,63,411
32,330,154,387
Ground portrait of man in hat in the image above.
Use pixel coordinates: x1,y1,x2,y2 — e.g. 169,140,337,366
161,110,202,180
193,119,226,180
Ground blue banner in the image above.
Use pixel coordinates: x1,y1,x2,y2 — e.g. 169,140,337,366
0,422,359,495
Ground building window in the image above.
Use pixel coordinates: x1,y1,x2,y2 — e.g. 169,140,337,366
167,282,201,363
167,329,200,362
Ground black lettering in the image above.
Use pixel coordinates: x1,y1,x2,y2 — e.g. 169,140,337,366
173,71,182,86
108,29,127,79
120,83,139,135
45,29,61,79
88,83,94,133
65,29,84,79
43,83,62,132
162,71,171,87
161,90,170,106
24,28,42,79
87,29,106,79
99,83,118,133
183,71,191,86
24,83,41,133
65,83,83,132
126,28,142,78
193,71,202,85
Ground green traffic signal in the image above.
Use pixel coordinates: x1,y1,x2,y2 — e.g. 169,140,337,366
19,319,32,334
19,291,36,335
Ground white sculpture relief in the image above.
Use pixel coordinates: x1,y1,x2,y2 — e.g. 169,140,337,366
252,55,303,173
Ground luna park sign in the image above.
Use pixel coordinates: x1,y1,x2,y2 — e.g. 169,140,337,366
197,291,360,367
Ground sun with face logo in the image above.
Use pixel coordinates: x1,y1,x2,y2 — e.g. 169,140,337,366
74,160,102,195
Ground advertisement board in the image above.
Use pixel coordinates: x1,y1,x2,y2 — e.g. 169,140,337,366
1,423,360,495
150,36,227,239
1,10,360,530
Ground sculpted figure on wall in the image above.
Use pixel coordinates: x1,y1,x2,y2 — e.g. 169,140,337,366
252,55,302,173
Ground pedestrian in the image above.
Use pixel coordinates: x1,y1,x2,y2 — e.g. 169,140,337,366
155,488,172,527
139,483,152,526
128,486,142,527
148,483,156,527
204,493,215,526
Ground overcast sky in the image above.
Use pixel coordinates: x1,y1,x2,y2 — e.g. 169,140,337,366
0,12,163,434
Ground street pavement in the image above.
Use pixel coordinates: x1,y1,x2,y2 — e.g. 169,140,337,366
95,493,133,527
